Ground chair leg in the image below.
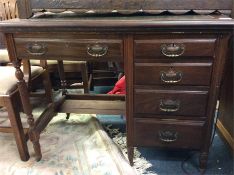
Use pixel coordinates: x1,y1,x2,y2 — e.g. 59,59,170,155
81,62,89,93
88,62,94,91
57,61,71,120
66,113,71,120
5,96,30,161
57,60,67,95
42,70,53,103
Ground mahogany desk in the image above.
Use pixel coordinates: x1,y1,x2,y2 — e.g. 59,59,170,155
0,12,233,173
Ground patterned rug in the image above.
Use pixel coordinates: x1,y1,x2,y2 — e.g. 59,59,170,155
105,125,158,175
0,113,137,175
0,90,157,175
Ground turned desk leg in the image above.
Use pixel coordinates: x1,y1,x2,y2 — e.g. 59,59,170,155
199,152,208,174
13,59,42,161
127,146,134,166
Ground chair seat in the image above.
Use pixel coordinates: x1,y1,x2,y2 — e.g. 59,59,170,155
0,66,43,95
0,49,9,63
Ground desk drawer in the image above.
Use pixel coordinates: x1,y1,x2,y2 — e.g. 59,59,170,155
134,62,212,86
134,37,216,59
14,38,123,61
134,118,205,149
134,89,208,116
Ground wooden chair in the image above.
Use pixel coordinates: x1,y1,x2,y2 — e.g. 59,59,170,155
0,0,17,62
0,70,28,161
0,0,90,94
57,60,90,94
30,60,90,94
0,61,52,161
0,0,52,161
0,0,17,48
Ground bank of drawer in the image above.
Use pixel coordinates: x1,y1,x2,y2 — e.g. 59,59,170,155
134,62,212,86
134,118,205,149
134,37,216,59
134,89,208,116
14,38,123,61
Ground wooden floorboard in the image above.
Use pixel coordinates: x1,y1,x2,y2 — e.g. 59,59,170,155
217,119,234,151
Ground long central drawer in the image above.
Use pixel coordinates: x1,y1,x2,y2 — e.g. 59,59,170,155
14,34,123,61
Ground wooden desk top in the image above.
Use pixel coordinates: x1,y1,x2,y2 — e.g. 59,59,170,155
0,15,233,32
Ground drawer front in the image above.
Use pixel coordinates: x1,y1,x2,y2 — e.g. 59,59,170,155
134,118,205,149
134,37,216,59
135,62,212,86
134,89,208,116
14,38,123,61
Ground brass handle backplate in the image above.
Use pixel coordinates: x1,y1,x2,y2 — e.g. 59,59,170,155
161,43,185,57
158,130,178,142
26,43,47,56
160,99,180,112
160,68,183,84
87,44,108,57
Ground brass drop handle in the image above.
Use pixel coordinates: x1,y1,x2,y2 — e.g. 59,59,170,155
26,43,47,56
158,130,178,142
160,99,180,112
161,43,185,57
87,44,108,57
160,68,183,84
